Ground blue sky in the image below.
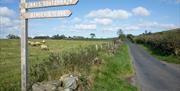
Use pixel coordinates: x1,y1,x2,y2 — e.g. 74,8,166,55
0,0,180,38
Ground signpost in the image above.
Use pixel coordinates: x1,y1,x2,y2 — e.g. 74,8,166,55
22,0,78,9
20,0,78,91
22,10,72,19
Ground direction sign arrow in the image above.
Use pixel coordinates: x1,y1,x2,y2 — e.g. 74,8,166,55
22,0,78,9
22,10,72,19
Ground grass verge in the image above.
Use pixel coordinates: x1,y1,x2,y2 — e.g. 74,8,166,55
139,44,180,64
92,44,138,91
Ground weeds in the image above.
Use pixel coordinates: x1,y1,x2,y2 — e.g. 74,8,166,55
28,44,103,90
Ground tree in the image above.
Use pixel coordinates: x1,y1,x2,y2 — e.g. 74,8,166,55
90,33,95,38
51,34,66,39
148,31,152,35
145,30,148,35
127,34,134,42
28,36,33,39
6,34,20,39
117,29,125,40
33,36,50,39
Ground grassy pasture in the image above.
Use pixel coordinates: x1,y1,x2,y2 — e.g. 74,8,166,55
0,39,109,90
0,39,137,91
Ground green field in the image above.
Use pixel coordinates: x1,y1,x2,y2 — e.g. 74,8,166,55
0,39,136,91
0,39,108,90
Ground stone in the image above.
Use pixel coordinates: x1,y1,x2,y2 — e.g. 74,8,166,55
60,74,78,90
32,80,62,91
32,74,79,91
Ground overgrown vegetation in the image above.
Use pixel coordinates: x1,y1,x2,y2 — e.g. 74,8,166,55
129,28,180,64
0,39,136,90
0,39,108,91
139,44,180,64
92,44,137,91
28,45,100,90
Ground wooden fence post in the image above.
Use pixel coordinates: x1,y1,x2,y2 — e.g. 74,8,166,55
20,0,28,91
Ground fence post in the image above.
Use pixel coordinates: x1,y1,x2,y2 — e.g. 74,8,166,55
95,44,98,51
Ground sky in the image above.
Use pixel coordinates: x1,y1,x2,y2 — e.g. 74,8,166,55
0,0,180,38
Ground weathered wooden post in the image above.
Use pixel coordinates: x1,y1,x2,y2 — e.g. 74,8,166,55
20,0,28,91
20,0,79,91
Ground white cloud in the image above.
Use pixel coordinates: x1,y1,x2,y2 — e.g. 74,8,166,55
0,16,19,27
86,8,131,19
132,6,150,16
128,22,177,30
104,21,178,33
0,7,15,17
0,7,19,38
93,18,112,25
0,16,20,38
75,24,96,30
137,21,178,29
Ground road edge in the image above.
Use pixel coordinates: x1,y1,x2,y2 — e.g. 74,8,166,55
126,42,141,91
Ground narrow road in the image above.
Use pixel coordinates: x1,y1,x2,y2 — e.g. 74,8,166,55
126,41,180,91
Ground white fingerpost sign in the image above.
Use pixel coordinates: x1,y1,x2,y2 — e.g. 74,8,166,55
22,10,72,19
22,0,79,9
20,0,78,91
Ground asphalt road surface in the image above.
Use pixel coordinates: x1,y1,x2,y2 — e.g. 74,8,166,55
126,41,180,91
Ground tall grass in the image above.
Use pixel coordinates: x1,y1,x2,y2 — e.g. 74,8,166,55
28,44,112,90
0,39,109,91
92,44,137,91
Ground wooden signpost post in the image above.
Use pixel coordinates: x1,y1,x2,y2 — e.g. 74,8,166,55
20,0,78,91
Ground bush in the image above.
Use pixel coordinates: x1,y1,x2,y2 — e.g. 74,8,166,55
134,28,180,56
27,42,120,90
28,45,101,89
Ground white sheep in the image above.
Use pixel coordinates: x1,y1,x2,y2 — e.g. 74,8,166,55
40,44,48,50
30,42,36,46
28,41,32,45
42,40,46,44
35,42,42,46
29,41,42,46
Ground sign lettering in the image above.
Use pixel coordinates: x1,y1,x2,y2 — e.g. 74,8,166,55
22,0,78,9
22,10,72,19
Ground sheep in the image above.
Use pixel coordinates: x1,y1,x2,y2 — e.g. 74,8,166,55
40,44,48,50
42,40,46,44
29,41,42,46
35,42,42,46
28,41,32,45
30,42,36,46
